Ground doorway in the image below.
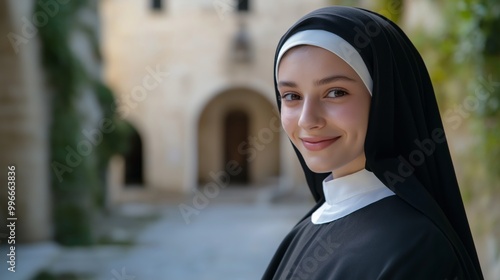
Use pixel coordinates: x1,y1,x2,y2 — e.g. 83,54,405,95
124,129,143,186
197,88,280,186
224,110,250,184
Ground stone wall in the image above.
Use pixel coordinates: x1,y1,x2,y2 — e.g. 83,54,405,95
0,0,52,242
99,0,330,193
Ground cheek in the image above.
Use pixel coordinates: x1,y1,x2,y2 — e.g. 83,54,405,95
335,102,369,132
280,109,297,136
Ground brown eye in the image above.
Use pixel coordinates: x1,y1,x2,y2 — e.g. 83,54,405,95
327,89,348,98
282,93,301,101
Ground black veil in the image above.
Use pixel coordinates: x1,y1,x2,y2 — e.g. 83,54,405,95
270,6,482,278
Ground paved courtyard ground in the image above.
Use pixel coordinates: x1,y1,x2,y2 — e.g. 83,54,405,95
1,185,314,280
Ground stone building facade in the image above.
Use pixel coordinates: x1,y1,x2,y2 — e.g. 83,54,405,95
0,0,52,242
100,0,333,196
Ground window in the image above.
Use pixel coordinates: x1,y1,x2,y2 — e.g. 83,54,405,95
152,0,162,11
237,0,249,12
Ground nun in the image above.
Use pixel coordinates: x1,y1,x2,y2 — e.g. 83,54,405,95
264,6,483,279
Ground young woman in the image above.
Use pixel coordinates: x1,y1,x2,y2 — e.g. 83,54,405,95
263,6,483,279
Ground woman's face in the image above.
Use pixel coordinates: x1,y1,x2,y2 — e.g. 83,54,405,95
277,46,371,178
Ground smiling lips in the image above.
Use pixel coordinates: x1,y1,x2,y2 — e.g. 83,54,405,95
301,136,341,151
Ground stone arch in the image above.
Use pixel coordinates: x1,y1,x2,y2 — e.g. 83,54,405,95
197,87,280,187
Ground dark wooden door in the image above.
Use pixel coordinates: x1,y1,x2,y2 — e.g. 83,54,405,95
224,111,249,184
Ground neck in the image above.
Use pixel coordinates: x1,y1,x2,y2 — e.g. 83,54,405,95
331,156,366,179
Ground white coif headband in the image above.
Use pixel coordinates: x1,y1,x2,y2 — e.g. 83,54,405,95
276,30,373,95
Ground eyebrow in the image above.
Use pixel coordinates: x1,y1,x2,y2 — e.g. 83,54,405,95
278,75,356,88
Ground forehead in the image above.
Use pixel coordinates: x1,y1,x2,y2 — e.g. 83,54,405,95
277,45,357,77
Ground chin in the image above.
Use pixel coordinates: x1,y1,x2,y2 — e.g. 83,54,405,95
304,161,335,174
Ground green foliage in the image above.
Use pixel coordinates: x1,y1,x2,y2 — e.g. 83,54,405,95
35,0,131,245
93,81,133,207
410,1,500,272
415,0,500,187
35,0,94,246
94,81,133,168
53,200,94,245
375,0,404,23
463,0,500,184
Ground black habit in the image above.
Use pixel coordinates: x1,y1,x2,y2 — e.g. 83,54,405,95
263,6,483,280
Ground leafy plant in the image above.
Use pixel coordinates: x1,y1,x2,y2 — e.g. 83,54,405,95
35,0,131,246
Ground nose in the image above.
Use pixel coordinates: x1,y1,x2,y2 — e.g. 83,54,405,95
298,98,326,130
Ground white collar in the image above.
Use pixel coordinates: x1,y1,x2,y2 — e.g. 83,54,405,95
311,169,395,225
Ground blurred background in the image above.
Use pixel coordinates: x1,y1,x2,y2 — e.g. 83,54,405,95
0,0,499,279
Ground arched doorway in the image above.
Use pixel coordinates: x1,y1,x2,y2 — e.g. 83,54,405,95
224,110,250,183
124,127,144,187
197,88,280,187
